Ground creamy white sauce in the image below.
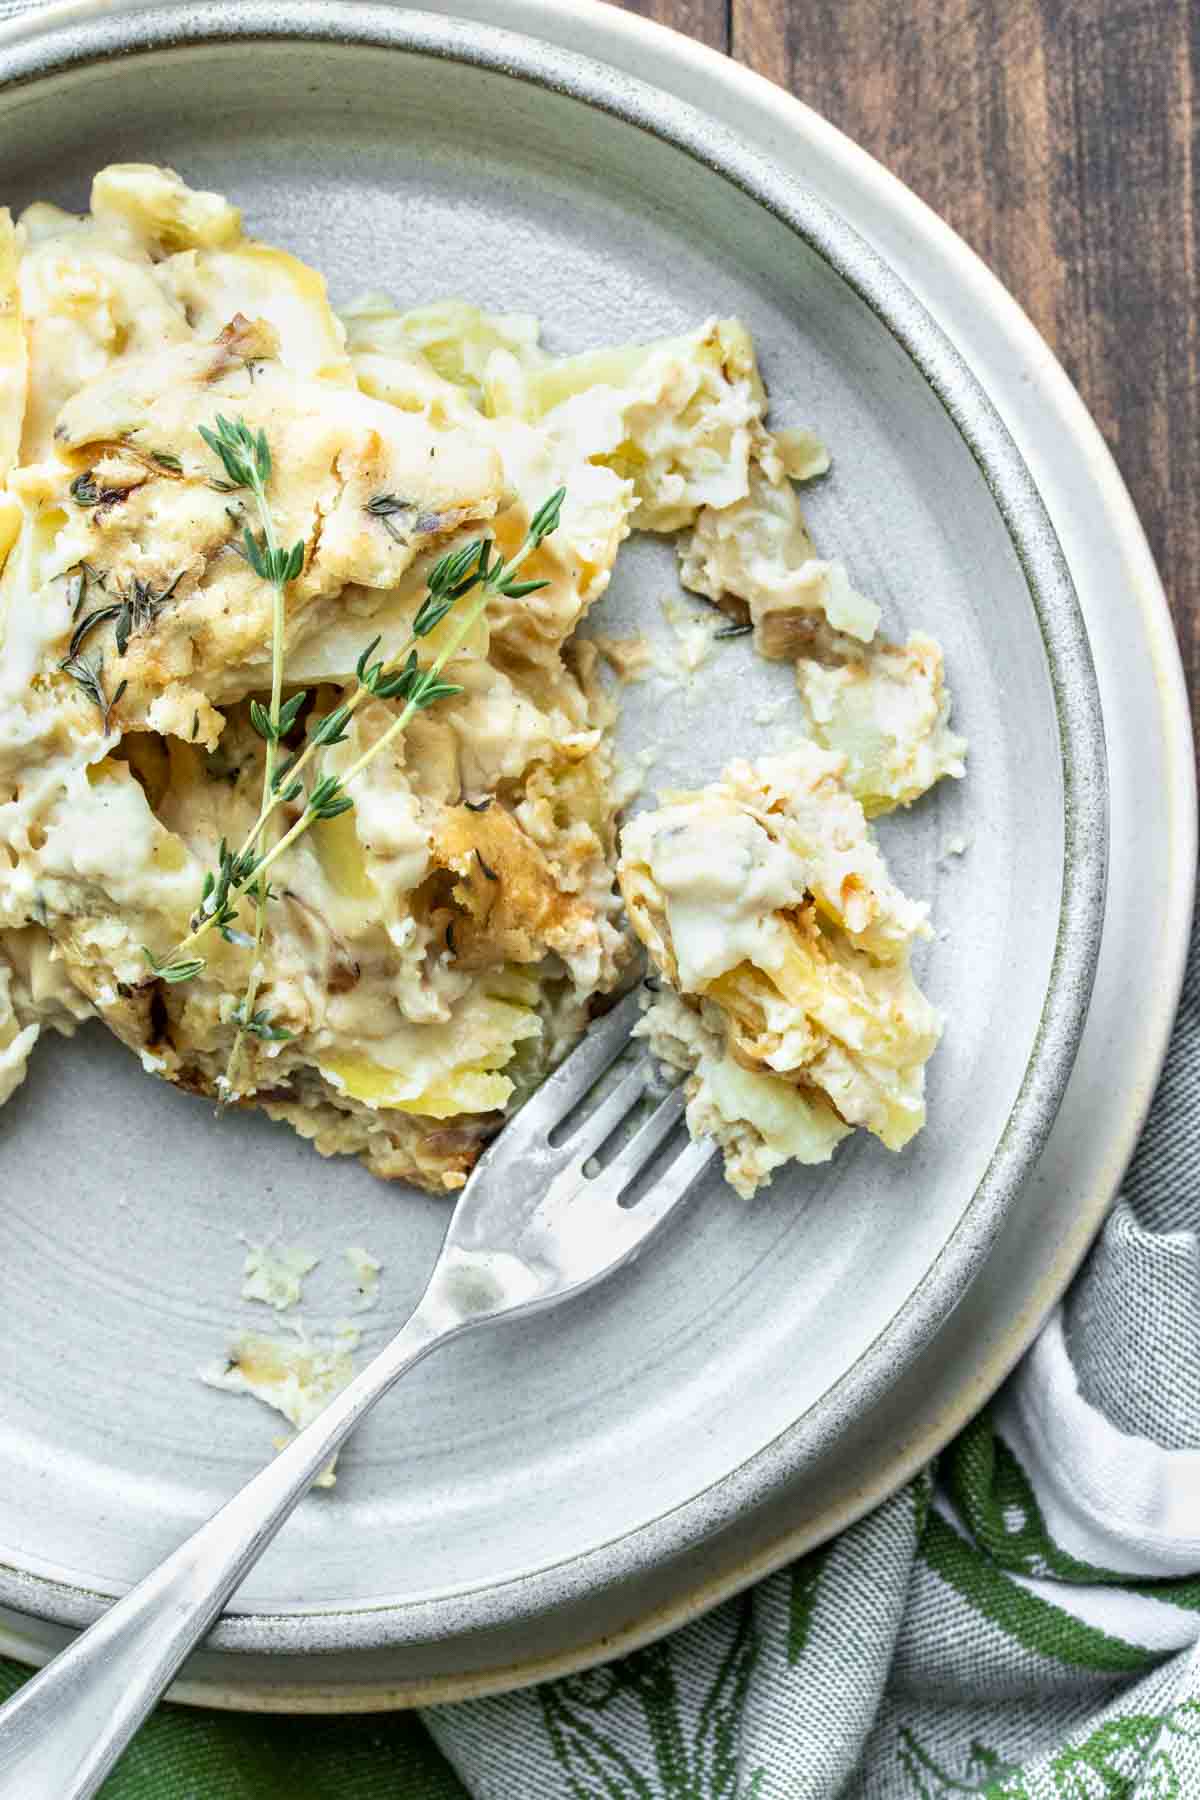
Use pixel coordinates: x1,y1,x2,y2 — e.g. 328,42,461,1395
643,810,798,988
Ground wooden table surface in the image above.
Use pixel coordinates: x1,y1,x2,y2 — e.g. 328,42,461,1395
610,0,1199,739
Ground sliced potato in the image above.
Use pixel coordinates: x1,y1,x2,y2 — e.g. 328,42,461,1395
91,163,243,253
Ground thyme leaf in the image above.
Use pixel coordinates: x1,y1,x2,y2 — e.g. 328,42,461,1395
241,529,304,586
69,604,122,659
365,492,415,544
198,414,271,491
236,1004,294,1042
59,651,125,732
69,470,100,507
114,570,185,658
307,775,353,821
250,690,307,744
142,948,206,985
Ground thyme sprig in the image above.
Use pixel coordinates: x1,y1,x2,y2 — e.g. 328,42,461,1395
195,415,305,1100
154,487,565,985
243,532,491,805
192,839,264,939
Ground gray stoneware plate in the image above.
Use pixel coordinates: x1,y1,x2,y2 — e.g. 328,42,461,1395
0,0,1114,1705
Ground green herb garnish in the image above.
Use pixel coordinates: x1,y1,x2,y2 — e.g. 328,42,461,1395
195,415,305,1102
365,493,415,544
149,487,565,995
68,604,122,659
59,651,125,733
114,570,185,657
69,470,100,507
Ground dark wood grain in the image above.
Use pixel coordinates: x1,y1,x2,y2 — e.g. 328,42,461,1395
613,0,728,51
610,0,1200,731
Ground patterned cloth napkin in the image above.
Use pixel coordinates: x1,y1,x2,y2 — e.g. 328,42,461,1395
429,922,1200,1799
1,5,1196,1787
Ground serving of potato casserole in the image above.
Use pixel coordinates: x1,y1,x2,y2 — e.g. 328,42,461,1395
0,164,965,1197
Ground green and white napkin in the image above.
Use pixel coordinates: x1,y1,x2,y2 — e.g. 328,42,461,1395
421,913,1200,1798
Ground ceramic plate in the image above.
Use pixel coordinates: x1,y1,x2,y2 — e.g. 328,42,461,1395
0,0,1144,1707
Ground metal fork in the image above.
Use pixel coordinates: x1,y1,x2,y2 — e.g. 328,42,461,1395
0,988,714,1800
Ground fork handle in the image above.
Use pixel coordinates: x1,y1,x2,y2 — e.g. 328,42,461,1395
0,1301,458,1800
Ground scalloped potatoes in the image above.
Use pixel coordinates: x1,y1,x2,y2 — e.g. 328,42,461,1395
618,747,942,1195
0,163,965,1198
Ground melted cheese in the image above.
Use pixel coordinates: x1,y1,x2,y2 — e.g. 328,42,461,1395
320,980,542,1118
629,811,798,989
155,244,353,385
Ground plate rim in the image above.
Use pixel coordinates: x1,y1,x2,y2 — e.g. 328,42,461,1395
0,0,1110,1680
